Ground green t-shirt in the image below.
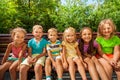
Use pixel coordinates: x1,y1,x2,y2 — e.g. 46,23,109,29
96,35,120,54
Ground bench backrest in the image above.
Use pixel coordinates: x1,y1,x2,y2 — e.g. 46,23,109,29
0,32,120,63
0,32,120,53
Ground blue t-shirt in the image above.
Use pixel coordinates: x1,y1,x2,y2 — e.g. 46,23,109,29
28,38,47,54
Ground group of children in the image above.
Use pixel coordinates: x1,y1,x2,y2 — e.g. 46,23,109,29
0,18,120,80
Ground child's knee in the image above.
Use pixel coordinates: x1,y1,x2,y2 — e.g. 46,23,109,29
34,64,42,72
20,65,27,72
87,59,94,65
56,59,62,64
69,62,75,68
9,66,16,72
75,59,82,66
45,58,51,64
92,56,98,61
9,66,17,72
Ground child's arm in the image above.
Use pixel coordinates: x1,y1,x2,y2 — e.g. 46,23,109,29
97,43,112,63
27,47,33,64
18,43,27,65
76,46,83,61
113,45,120,63
28,47,32,57
62,45,67,63
62,45,68,69
1,43,12,64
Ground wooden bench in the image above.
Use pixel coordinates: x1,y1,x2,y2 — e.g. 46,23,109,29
0,32,120,80
0,33,48,80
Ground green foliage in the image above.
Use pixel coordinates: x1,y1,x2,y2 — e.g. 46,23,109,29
0,0,120,33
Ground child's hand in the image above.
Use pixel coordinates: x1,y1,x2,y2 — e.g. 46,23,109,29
109,59,117,66
27,56,32,61
84,53,92,58
114,61,120,70
27,57,35,64
32,57,38,63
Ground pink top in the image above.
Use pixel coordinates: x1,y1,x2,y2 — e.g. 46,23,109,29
84,41,98,53
11,44,26,58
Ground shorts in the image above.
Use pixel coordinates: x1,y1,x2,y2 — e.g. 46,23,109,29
8,57,25,61
67,56,79,61
47,56,61,61
52,55,61,60
21,54,46,67
106,54,113,58
95,54,113,59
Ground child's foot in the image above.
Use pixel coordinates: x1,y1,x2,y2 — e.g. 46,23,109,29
58,78,62,80
46,76,51,80
46,78,51,80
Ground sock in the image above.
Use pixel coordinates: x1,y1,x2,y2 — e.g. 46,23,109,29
46,78,51,80
58,78,62,80
46,76,51,80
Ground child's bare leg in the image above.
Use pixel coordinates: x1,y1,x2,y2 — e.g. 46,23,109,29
92,57,109,80
9,60,19,80
84,58,99,80
74,58,87,80
67,58,75,80
34,64,43,80
0,61,12,80
19,65,30,80
98,58,113,80
115,70,120,80
56,59,63,79
45,57,52,79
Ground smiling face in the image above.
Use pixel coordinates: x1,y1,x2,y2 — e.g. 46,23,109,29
98,19,116,39
32,28,43,40
64,29,76,43
81,28,92,44
48,31,58,43
101,23,113,38
13,31,25,44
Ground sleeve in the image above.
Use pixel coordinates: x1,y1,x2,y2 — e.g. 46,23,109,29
28,39,31,48
46,44,51,51
44,39,48,48
114,36,120,45
62,41,65,46
95,37,101,44
75,42,78,47
94,40,98,48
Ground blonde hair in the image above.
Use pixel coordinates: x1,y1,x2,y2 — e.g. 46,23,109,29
32,25,43,31
48,28,58,34
97,19,116,37
10,27,27,39
63,27,76,43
